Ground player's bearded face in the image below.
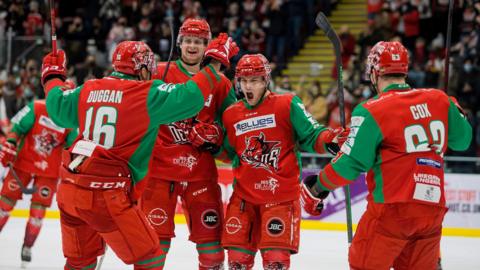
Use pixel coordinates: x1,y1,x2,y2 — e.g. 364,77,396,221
180,36,207,65
240,76,268,106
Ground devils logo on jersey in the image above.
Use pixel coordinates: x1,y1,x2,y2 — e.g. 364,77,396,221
168,118,195,144
33,129,60,157
241,132,281,172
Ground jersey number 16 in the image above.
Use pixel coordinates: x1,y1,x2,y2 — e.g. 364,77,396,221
83,106,118,149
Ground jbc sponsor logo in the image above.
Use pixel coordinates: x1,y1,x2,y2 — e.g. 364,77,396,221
266,217,285,237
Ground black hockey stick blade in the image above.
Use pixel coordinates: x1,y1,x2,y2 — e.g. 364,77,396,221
315,11,352,244
315,12,342,53
8,163,37,195
315,11,345,128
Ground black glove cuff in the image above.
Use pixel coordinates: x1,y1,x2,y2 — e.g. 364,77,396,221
200,142,220,154
304,175,330,198
200,57,213,69
43,74,66,85
6,138,17,147
326,143,340,155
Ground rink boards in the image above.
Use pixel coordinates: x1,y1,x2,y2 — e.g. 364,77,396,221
7,168,480,238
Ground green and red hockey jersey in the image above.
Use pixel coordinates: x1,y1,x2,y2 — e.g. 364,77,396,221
150,60,237,181
9,100,77,177
317,84,472,207
222,92,328,204
45,66,221,189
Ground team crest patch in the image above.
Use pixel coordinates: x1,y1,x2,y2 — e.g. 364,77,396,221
241,132,281,172
173,154,198,171
225,217,242,235
266,217,285,237
168,118,194,144
33,129,60,157
201,209,219,229
148,208,168,226
39,186,51,198
254,177,280,194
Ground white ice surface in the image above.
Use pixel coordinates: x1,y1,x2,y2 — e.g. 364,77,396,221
0,218,479,269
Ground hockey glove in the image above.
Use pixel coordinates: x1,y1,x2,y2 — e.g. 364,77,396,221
0,141,17,167
41,49,67,86
319,127,350,155
188,122,224,153
300,175,330,216
204,33,239,68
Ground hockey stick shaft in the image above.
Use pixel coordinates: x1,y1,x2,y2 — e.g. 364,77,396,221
315,12,353,244
49,0,57,55
96,245,108,270
162,17,175,81
8,163,36,194
443,0,454,91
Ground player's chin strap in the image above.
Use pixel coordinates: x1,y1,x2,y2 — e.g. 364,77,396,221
368,72,379,95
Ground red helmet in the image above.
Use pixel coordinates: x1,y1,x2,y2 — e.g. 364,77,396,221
177,18,212,44
365,41,409,80
112,41,157,76
235,54,271,81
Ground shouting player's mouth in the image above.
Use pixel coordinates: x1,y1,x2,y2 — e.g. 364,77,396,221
186,48,199,58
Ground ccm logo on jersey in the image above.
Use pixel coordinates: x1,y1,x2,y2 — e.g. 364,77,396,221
89,181,127,189
234,114,276,135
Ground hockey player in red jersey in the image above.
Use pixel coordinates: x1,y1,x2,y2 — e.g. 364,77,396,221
301,41,472,270
140,18,238,270
0,97,77,267
40,36,238,270
220,54,349,270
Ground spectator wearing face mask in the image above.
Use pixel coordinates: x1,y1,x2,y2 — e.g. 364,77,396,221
456,58,480,106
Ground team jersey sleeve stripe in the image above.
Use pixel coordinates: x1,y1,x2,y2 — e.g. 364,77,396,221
10,101,35,136
45,80,81,128
318,170,338,191
323,163,354,188
290,95,326,153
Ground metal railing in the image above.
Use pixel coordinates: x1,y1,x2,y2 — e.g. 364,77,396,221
0,28,47,71
300,152,480,174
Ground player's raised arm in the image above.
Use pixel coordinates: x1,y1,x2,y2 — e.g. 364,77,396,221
41,50,81,128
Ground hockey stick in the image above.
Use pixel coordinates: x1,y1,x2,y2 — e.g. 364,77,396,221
49,0,57,55
95,245,108,270
443,0,454,91
7,163,37,195
315,12,354,244
162,16,175,81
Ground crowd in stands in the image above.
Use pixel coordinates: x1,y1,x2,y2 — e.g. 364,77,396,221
0,0,478,164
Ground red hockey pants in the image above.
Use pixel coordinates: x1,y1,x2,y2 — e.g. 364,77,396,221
349,202,447,270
